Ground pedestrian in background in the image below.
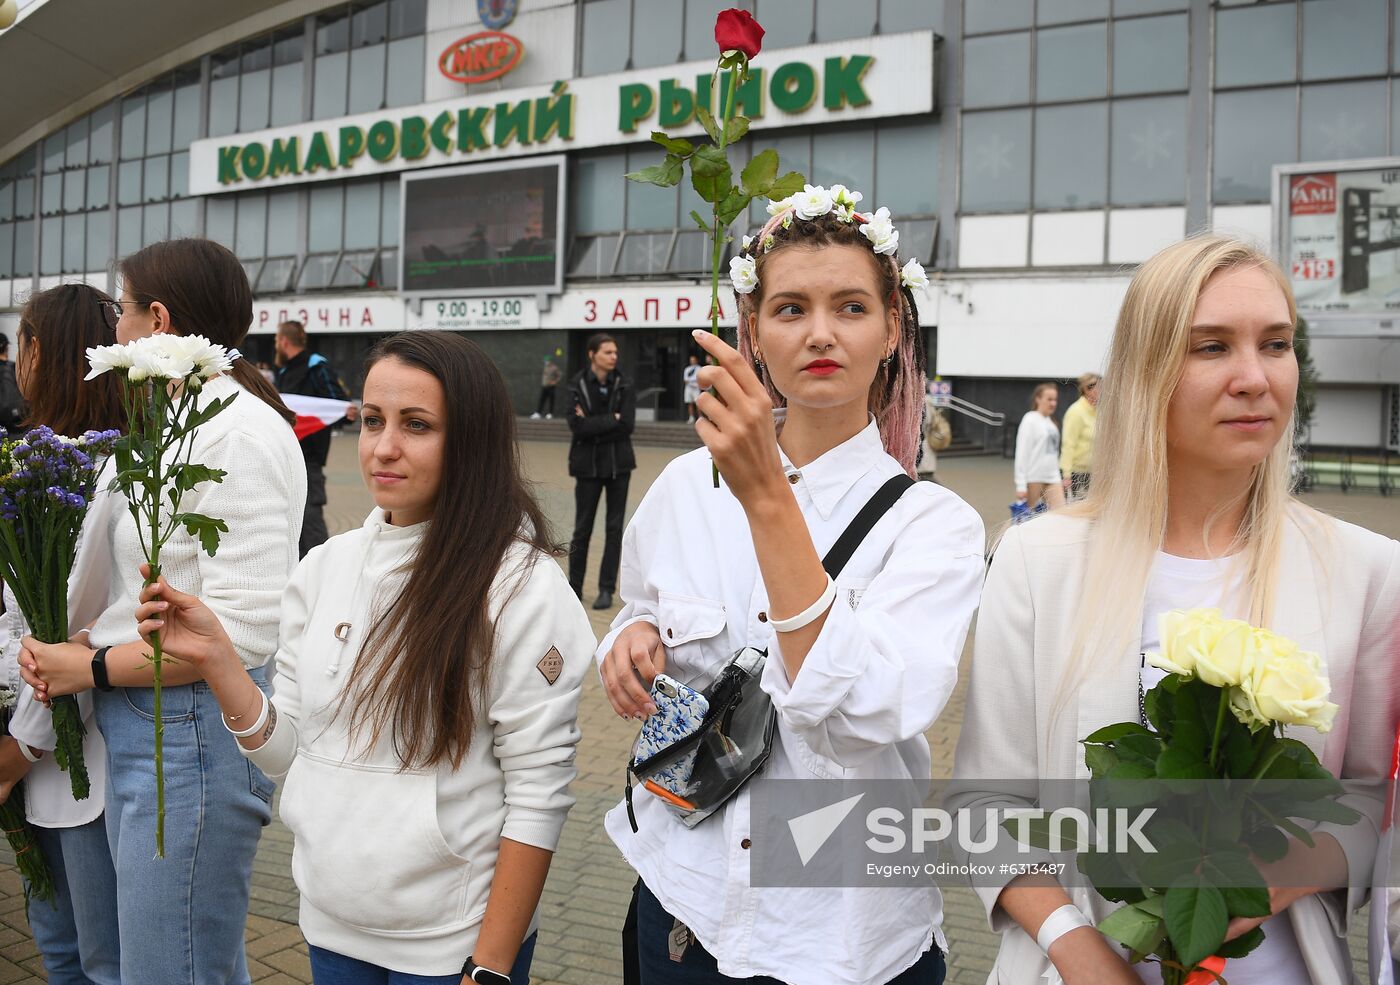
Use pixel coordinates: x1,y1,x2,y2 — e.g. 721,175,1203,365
532,357,563,419
0,334,27,438
920,381,951,481
1013,382,1065,511
1060,372,1100,501
682,354,701,423
568,333,635,611
275,320,357,558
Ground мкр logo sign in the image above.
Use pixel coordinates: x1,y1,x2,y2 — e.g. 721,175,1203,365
439,31,525,85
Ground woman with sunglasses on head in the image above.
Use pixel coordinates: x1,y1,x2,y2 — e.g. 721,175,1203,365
0,284,124,984
20,239,306,985
598,188,986,985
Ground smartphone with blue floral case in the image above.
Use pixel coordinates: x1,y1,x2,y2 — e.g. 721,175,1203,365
633,674,710,799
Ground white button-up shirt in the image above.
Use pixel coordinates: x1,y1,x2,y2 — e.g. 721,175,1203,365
599,417,985,985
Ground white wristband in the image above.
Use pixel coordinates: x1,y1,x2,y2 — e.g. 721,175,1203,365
16,741,40,764
768,573,838,633
1036,904,1093,954
223,690,270,739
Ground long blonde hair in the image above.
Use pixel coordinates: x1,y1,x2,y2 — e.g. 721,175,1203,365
1055,235,1310,716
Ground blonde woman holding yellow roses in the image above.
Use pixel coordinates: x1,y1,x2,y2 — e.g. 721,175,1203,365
949,236,1400,985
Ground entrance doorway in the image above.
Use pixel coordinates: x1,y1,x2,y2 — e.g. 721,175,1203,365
567,328,704,422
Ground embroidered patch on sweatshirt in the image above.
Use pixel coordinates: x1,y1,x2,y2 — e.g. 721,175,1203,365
537,646,564,685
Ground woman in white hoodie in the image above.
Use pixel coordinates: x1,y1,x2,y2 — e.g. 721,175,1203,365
1013,382,1065,510
131,331,594,985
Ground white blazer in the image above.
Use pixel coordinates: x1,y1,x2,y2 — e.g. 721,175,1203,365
949,507,1400,984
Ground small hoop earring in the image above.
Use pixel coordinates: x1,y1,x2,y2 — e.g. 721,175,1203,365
882,353,894,371
754,358,766,377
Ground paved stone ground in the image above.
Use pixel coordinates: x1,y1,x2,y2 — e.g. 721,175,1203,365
0,431,1392,984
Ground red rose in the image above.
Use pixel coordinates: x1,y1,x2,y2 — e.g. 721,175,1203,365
715,8,764,59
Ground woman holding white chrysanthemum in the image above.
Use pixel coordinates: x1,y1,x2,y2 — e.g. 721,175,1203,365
598,184,984,985
949,236,1400,985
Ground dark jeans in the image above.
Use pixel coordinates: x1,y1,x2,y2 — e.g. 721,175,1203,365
300,462,329,559
569,473,630,595
631,882,945,985
536,385,557,415
308,934,537,983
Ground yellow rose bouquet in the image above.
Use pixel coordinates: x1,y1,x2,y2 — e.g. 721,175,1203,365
1077,609,1358,985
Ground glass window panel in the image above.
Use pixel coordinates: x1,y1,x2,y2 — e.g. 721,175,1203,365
1215,4,1295,87
63,213,85,272
379,249,398,289
169,199,199,239
309,184,344,252
1114,0,1186,12
1038,0,1109,24
574,152,627,233
274,27,305,66
298,253,338,290
42,133,64,173
209,76,239,139
211,48,240,80
264,190,299,256
684,0,729,61
88,103,114,164
40,173,62,215
386,36,424,107
242,37,273,73
1300,81,1386,160
86,209,110,272
817,0,876,41
1113,13,1187,94
13,220,33,277
240,69,271,132
348,44,387,114
168,152,188,199
120,96,146,160
568,234,618,277
240,259,263,286
313,52,350,119
582,0,630,76
625,148,678,229
1392,80,1400,153
963,32,1031,108
40,216,61,275
381,178,400,247
0,223,11,278
118,160,142,207
271,63,305,126
205,197,235,248
332,249,378,288
66,118,88,168
960,109,1032,211
877,120,938,214
13,178,33,219
317,10,351,54
633,0,683,69
1213,87,1296,203
670,229,707,272
143,155,168,203
143,203,169,247
1035,102,1107,207
353,2,389,46
900,218,937,263
1036,23,1107,101
1396,0,1400,70
344,181,381,249
389,0,427,39
14,148,36,178
1302,0,1386,80
965,0,1032,34
235,194,266,258
616,231,673,275
1110,94,1187,205
145,87,172,155
879,0,943,32
0,181,11,221
172,82,201,151
811,128,875,199
63,170,85,212
257,256,297,293
757,0,815,47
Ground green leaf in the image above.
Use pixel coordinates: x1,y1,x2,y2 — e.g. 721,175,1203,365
1215,926,1265,960
1202,853,1270,918
171,462,226,495
1097,903,1165,955
1224,727,1257,776
1144,686,1176,734
1117,732,1165,766
716,188,750,227
1084,722,1154,745
178,512,229,557
650,131,694,157
1083,744,1119,776
689,144,733,204
1246,824,1289,862
741,148,779,198
724,114,750,144
695,106,722,144
1286,798,1361,825
1164,878,1228,969
689,209,713,233
767,170,807,200
1156,746,1212,781
625,155,684,188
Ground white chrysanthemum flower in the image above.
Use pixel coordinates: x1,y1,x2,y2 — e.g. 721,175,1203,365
130,335,197,381
729,254,759,294
766,195,794,217
174,336,235,380
792,184,834,220
900,257,929,292
84,343,135,381
830,184,863,210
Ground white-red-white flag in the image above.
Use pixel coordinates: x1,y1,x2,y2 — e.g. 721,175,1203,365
281,393,354,441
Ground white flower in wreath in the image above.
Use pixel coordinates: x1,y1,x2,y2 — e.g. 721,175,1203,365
729,254,759,294
792,184,834,220
742,235,754,253
830,184,863,221
900,258,929,293
766,195,795,217
861,206,900,256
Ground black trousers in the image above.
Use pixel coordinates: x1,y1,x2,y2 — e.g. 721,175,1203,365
569,473,630,595
299,462,329,559
536,385,557,415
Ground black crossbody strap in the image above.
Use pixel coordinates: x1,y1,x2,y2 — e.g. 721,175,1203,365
820,474,916,579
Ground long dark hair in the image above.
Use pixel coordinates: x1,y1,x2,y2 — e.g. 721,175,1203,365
344,332,558,770
18,284,125,435
118,239,296,426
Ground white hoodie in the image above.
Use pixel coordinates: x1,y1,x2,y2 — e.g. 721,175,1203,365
242,509,594,976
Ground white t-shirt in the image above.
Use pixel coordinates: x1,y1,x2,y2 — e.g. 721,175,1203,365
1136,552,1308,985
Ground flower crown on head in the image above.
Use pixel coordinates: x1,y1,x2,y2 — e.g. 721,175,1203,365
728,184,929,298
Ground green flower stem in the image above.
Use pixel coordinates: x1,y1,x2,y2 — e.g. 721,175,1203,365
1207,687,1229,772
706,64,742,489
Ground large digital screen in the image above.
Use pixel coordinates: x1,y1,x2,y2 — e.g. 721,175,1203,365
399,156,566,297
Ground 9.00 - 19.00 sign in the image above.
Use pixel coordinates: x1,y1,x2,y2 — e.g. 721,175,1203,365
428,296,537,330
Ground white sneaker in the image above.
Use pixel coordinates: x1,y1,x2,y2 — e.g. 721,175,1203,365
687,416,696,424
530,412,541,419
545,413,553,419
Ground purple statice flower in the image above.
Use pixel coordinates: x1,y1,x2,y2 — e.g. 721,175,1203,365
66,494,85,509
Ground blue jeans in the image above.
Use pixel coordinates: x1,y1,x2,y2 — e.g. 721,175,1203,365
635,882,946,985
95,668,275,985
28,817,121,985
308,933,538,984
